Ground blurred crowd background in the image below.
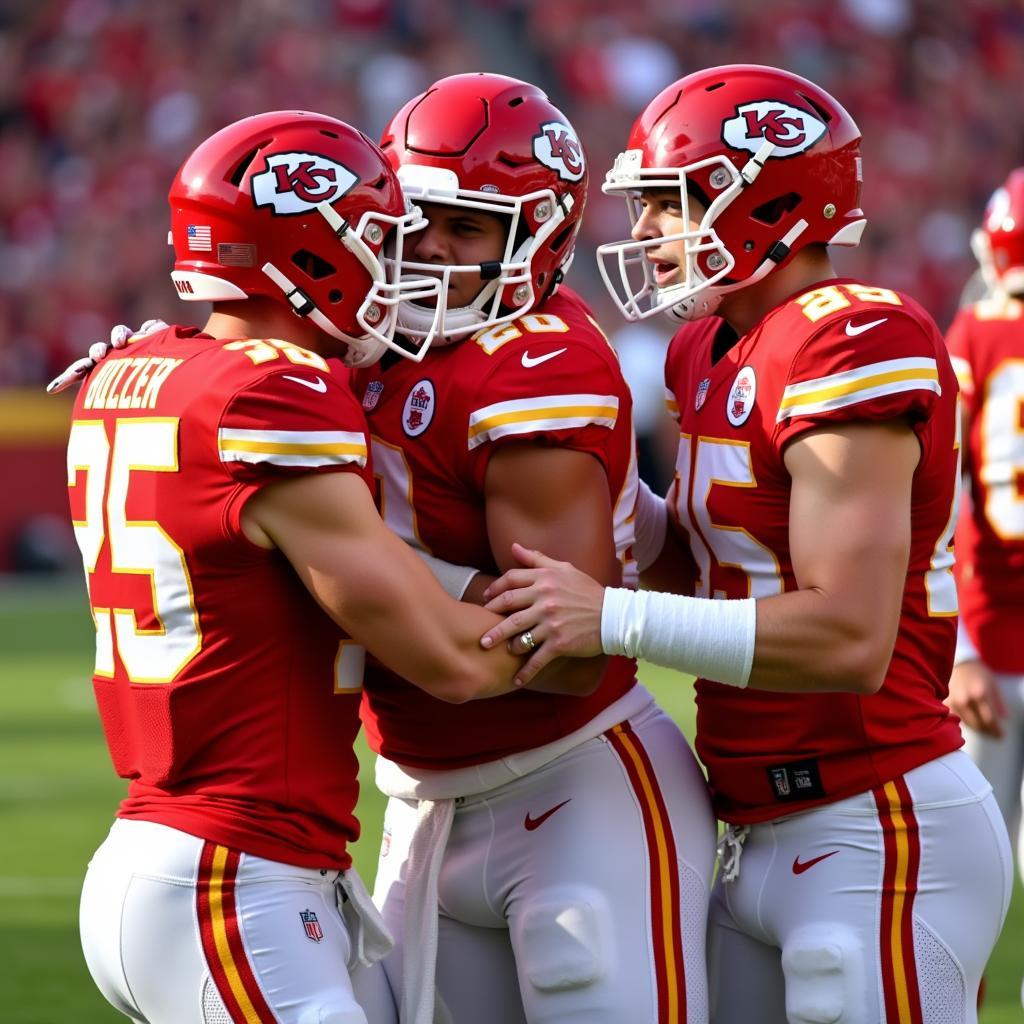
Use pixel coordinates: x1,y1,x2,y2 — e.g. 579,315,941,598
1,0,1023,566
4,0,1024,385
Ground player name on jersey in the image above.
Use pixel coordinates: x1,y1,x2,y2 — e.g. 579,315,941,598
81,355,183,410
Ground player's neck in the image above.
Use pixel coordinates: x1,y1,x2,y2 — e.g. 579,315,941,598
203,300,333,354
718,247,837,337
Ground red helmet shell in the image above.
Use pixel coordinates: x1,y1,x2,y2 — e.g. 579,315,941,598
980,168,1024,292
380,73,587,309
629,64,864,283
169,110,406,338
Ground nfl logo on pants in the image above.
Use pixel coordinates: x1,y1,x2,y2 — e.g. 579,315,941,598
300,909,323,943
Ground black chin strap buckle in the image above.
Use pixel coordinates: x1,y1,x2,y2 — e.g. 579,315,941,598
479,260,502,281
287,287,316,317
766,241,790,264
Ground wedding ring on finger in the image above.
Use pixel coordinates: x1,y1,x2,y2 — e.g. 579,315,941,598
520,630,537,652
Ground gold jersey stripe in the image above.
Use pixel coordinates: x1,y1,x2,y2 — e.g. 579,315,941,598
780,366,938,413
468,404,618,440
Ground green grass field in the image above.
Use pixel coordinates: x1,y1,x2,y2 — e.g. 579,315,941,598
1,579,1021,1023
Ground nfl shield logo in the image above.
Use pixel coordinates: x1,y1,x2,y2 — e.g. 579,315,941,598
300,909,324,943
362,380,384,411
770,768,791,797
695,377,711,411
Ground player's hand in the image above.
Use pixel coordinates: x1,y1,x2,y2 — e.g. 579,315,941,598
480,542,605,687
945,660,1007,739
46,319,169,394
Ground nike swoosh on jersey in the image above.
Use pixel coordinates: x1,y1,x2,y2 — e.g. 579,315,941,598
844,317,888,337
521,348,568,368
791,850,840,874
524,798,572,831
282,374,328,393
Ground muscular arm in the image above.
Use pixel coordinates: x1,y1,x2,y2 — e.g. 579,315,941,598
749,419,919,692
484,443,618,695
481,420,921,695
242,470,522,703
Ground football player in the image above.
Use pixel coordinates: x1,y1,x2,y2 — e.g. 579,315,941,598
945,171,1024,892
479,65,1013,1023
357,74,716,1024
66,110,530,1024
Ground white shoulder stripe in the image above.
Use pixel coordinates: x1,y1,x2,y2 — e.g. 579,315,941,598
218,427,367,467
468,394,619,450
948,355,973,391
777,357,940,421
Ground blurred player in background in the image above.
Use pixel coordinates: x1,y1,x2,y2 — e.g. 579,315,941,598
480,64,1012,1023
65,110,531,1024
945,169,1024,892
357,73,715,1024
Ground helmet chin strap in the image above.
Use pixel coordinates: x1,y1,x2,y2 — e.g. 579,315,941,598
664,216,810,323
396,261,510,345
261,260,385,366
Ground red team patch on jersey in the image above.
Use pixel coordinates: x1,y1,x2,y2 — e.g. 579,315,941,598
403,379,435,436
726,365,756,426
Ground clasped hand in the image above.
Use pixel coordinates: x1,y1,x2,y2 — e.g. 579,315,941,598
480,542,606,687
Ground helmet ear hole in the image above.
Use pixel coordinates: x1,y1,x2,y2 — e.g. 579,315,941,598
329,289,343,304
227,147,262,187
751,193,801,226
549,224,573,255
292,249,337,281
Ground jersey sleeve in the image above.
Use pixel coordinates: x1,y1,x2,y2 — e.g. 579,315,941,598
943,307,976,402
218,368,369,487
664,330,687,423
465,341,628,488
773,309,945,451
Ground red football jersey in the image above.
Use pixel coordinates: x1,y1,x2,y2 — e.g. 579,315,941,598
663,280,963,823
946,294,1024,672
68,326,370,868
354,287,639,769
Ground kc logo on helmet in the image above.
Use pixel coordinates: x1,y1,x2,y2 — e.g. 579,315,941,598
533,122,585,182
722,101,827,158
252,152,359,215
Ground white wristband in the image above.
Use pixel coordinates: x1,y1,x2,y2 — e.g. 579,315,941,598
953,620,980,666
633,479,668,573
600,587,756,688
412,549,479,600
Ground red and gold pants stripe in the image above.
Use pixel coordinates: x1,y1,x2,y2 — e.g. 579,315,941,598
873,777,924,1024
607,721,687,1024
196,842,277,1023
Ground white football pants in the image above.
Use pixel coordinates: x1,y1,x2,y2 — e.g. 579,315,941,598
708,751,1012,1024
373,697,717,1023
80,819,396,1023
961,669,1024,880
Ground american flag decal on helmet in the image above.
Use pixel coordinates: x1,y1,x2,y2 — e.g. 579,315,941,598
217,242,256,267
300,909,324,943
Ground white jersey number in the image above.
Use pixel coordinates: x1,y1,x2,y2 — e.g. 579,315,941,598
68,418,202,683
979,360,1024,539
674,434,784,598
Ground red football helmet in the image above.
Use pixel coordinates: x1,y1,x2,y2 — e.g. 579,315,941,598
379,73,587,351
169,110,439,367
598,65,865,322
972,168,1024,296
